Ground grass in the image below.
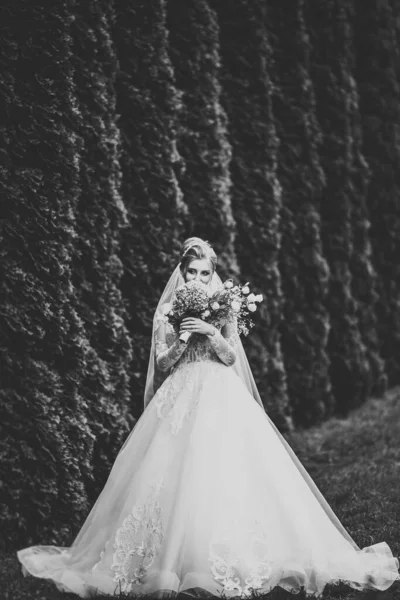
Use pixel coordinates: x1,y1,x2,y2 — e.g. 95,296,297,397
2,388,400,600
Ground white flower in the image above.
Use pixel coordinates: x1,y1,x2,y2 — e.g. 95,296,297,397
248,303,257,312
247,293,256,303
241,285,250,295
162,303,172,315
211,301,220,311
202,310,211,318
225,280,234,289
186,280,208,291
255,294,263,302
231,300,241,312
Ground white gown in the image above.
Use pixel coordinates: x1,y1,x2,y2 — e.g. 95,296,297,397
17,323,399,598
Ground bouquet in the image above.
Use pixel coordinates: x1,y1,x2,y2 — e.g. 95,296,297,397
162,279,263,342
163,280,210,342
207,279,263,337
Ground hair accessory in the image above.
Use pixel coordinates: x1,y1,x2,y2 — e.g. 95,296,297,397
183,240,213,257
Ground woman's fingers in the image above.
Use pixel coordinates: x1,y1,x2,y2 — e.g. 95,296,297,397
181,322,197,331
181,317,205,333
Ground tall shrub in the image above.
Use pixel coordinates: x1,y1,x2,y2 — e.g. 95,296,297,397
212,0,292,431
69,0,133,502
268,0,334,427
113,0,186,417
166,0,238,281
342,0,387,397
354,0,400,386
0,1,94,549
307,0,371,414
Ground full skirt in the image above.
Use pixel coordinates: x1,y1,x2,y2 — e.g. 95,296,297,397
17,359,400,597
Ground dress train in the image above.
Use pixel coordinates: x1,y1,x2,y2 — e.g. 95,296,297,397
18,335,400,597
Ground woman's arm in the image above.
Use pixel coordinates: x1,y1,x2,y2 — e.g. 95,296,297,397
155,321,187,372
206,319,238,367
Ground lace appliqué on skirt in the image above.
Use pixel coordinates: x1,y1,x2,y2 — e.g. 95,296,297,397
209,519,272,597
154,363,204,435
111,479,164,592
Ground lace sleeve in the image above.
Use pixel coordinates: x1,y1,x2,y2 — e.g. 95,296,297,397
155,322,187,372
207,319,238,367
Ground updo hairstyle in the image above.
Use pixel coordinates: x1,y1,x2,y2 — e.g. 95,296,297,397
179,237,217,279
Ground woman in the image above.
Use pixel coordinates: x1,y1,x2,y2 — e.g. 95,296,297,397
18,237,399,598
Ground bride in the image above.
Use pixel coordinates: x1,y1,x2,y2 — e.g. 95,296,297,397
18,237,399,598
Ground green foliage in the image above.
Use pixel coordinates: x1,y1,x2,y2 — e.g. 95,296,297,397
268,0,335,427
212,0,293,431
354,0,400,386
340,0,387,398
68,0,133,503
166,0,238,281
307,0,372,414
113,0,186,418
0,0,94,548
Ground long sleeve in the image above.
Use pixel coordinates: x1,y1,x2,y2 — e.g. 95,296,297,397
155,322,187,372
207,320,238,367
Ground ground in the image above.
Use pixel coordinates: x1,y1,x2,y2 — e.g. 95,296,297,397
2,388,400,600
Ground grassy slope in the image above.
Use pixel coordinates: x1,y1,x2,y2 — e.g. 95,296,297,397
2,389,400,600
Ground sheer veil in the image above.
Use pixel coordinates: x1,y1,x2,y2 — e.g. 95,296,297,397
143,263,264,411
142,261,363,549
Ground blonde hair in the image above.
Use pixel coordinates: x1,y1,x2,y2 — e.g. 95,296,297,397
179,237,217,277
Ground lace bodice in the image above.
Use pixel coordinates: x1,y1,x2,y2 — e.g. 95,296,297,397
167,326,222,366
155,320,238,373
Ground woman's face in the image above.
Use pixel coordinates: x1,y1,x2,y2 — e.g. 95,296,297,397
184,258,213,285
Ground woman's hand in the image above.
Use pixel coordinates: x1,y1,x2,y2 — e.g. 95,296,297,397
180,318,215,337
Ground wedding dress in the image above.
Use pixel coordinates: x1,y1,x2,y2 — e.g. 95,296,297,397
17,317,400,598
